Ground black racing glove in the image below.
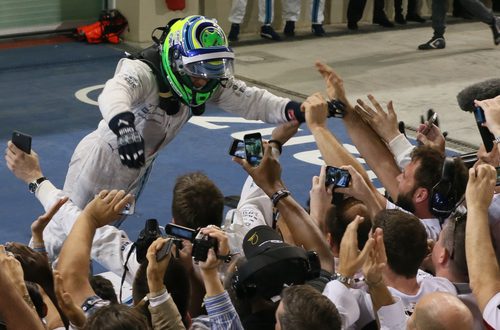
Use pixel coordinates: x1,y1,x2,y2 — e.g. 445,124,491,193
109,112,145,169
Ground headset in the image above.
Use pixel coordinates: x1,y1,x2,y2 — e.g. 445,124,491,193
430,157,459,219
231,246,320,300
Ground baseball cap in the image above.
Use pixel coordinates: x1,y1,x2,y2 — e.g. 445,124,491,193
242,225,287,258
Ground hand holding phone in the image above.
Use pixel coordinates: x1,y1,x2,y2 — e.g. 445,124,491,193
244,133,263,167
325,166,351,188
420,112,438,135
12,131,32,154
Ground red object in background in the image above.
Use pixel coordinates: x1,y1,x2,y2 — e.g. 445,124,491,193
76,10,128,44
166,0,185,11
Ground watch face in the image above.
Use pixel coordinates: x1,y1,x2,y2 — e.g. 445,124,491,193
28,182,37,193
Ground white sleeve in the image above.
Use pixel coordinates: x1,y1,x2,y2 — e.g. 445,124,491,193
35,180,140,281
223,176,273,255
322,280,361,328
388,133,415,170
483,292,500,329
98,58,157,123
377,296,408,330
210,78,290,124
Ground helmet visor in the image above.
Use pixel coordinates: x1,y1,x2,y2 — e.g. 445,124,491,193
183,58,234,79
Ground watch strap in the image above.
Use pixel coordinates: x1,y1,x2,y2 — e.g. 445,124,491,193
334,272,353,286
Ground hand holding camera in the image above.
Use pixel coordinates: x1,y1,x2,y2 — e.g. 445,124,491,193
197,226,230,272
146,237,175,293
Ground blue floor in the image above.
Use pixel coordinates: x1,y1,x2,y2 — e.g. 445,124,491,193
0,40,430,254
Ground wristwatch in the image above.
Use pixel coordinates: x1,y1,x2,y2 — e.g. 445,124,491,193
28,176,47,194
334,272,353,286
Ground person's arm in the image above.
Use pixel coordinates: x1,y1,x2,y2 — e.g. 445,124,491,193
212,77,301,124
314,62,401,201
303,92,387,210
53,270,87,328
308,165,333,235
465,164,500,312
56,189,132,306
0,249,44,330
198,227,244,330
234,145,335,273
146,237,185,330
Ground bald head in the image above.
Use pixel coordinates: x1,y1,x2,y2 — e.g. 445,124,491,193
409,292,473,330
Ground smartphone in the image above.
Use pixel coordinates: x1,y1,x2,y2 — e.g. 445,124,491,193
496,167,500,186
325,166,351,188
427,112,438,127
228,139,246,159
474,106,486,124
12,131,32,154
244,133,263,167
156,239,174,261
120,197,136,215
165,223,196,241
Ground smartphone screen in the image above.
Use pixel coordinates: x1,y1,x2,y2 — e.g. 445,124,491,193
165,223,196,241
244,133,263,167
496,167,500,186
12,131,32,154
228,139,246,159
325,166,351,188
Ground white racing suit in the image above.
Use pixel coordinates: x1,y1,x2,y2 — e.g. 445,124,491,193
229,0,325,25
63,58,292,210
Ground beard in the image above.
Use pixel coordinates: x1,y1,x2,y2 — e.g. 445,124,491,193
396,189,416,214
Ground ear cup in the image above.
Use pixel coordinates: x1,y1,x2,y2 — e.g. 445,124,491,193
430,158,456,217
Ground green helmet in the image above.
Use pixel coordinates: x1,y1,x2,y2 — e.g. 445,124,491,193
161,15,235,107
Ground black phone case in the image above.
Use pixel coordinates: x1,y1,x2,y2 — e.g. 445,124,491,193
12,131,32,154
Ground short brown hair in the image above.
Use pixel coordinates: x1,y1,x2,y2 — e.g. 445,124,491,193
279,285,341,330
171,172,224,229
83,304,150,330
374,209,428,278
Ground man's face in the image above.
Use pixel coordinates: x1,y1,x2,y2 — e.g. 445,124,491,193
396,160,420,213
190,76,210,90
274,301,285,330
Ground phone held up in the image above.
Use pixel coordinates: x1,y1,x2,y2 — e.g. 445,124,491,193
325,166,351,188
228,138,246,159
12,131,32,154
244,132,263,167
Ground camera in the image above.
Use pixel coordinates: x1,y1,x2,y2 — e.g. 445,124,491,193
165,223,218,262
192,230,218,262
325,166,351,188
135,219,163,263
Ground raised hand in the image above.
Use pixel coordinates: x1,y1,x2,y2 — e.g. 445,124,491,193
354,94,400,144
83,190,133,228
5,141,44,184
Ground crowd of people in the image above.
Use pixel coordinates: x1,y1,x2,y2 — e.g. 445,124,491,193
225,0,500,50
1,12,500,330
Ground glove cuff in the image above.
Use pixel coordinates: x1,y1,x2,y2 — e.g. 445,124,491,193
109,112,136,135
284,101,305,123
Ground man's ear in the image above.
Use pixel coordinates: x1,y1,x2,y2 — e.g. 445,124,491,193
413,187,429,204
